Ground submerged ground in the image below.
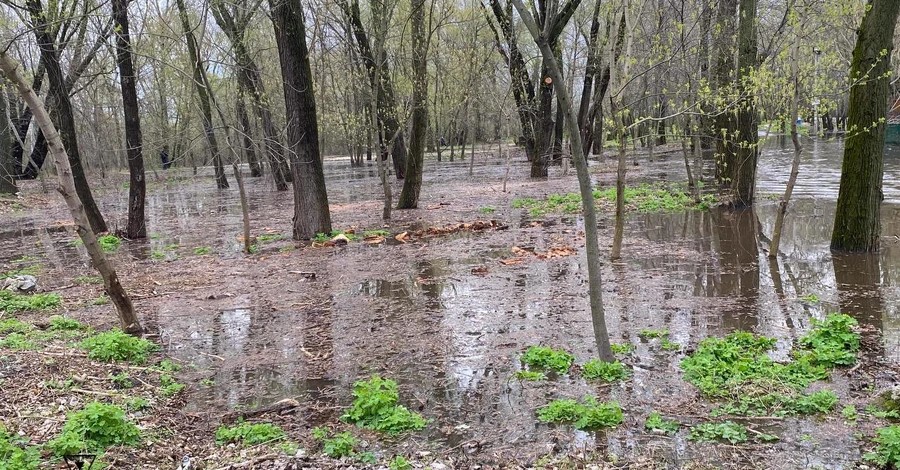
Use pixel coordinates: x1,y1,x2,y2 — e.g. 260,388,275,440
3,138,900,469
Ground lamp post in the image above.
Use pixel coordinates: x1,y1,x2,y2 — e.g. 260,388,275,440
812,47,822,137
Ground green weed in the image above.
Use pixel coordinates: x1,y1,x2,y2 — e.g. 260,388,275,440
313,230,360,243
521,346,575,374
92,296,110,306
125,397,150,411
0,425,40,470
660,338,682,351
842,405,858,421
581,360,631,383
865,425,900,468
796,313,859,367
155,360,181,372
320,432,357,458
801,294,820,303
216,422,285,446
278,441,300,455
49,316,86,331
610,343,636,354
537,396,623,430
515,370,547,381
159,374,185,397
363,229,391,238
479,206,496,214
79,329,159,364
688,421,748,444
0,333,37,350
644,411,680,434
48,402,140,455
0,319,31,334
867,404,900,420
98,235,122,252
0,291,61,314
341,375,427,434
109,372,133,389
1,264,42,279
389,455,412,470
257,234,285,243
193,247,212,255
639,328,669,339
279,246,295,252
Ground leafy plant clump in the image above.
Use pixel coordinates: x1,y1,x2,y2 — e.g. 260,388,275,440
216,421,285,446
48,402,140,456
0,318,31,334
515,370,547,381
688,422,750,444
193,246,212,255
639,328,669,339
341,375,428,434
313,430,357,459
0,333,37,350
801,294,820,303
257,233,285,244
645,411,680,434
610,343,636,354
581,359,631,383
521,346,575,374
98,235,122,252
313,230,360,243
0,290,61,314
865,425,900,468
0,425,40,470
796,313,859,367
49,316,86,331
537,396,623,430
79,329,159,364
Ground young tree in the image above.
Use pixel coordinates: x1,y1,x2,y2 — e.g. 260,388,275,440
831,0,900,252
0,90,14,194
0,51,142,335
397,0,429,209
113,0,147,239
270,0,333,239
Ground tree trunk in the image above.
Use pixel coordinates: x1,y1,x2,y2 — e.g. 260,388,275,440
270,0,333,239
236,92,262,177
0,91,15,194
831,0,900,252
397,0,428,209
511,0,613,362
27,0,107,233
176,0,228,189
713,0,738,186
729,0,759,206
113,0,147,239
0,51,142,334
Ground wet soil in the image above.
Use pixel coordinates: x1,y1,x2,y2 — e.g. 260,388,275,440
3,140,900,469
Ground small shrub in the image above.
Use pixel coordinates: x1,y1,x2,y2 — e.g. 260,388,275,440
321,432,357,458
109,372,133,389
688,421,748,444
389,455,412,470
48,402,140,455
0,425,40,470
866,425,900,468
49,316,85,331
581,360,631,383
515,370,547,381
610,343,635,354
193,247,212,255
79,329,159,364
215,422,285,446
842,405,858,421
645,411,679,434
98,235,121,253
537,396,623,430
521,346,575,374
159,374,185,397
0,291,61,314
341,375,427,434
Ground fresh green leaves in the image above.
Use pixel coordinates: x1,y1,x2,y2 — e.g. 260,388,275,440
688,421,748,444
0,425,39,469
537,397,623,430
796,314,859,367
341,375,427,434
48,402,140,456
644,411,680,434
521,346,575,374
865,425,900,468
0,291,61,314
581,360,631,383
79,329,159,364
216,422,285,446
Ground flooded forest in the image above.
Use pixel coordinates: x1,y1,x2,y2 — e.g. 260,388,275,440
3,0,900,468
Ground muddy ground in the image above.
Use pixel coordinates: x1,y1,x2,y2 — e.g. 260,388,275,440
3,141,900,469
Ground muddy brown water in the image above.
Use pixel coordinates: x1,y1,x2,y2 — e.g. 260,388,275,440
3,139,900,467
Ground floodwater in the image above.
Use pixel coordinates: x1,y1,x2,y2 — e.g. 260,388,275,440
3,139,900,467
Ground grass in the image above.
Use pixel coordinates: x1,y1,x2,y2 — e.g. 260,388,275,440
521,346,575,374
512,183,716,218
341,375,428,434
48,402,140,456
92,295,110,306
644,411,680,434
216,422,285,446
536,396,623,430
193,246,212,255
0,332,38,350
313,230,360,243
0,290,61,314
688,421,748,444
1,264,42,279
0,319,31,334
680,314,857,417
49,316,86,331
79,329,159,364
257,233,285,244
581,360,631,383
73,275,103,284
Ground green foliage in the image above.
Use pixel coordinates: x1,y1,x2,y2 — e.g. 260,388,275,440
155,360,181,372
48,402,140,456
0,425,40,470
341,375,427,434
867,404,900,420
610,343,636,354
278,441,300,455
363,229,391,237
521,346,575,374
537,396,624,430
639,328,669,339
389,455,412,470
257,234,285,243
98,235,121,253
478,206,496,214
159,374,185,397
79,329,159,364
801,294,820,303
311,426,328,441
793,390,839,414
581,360,631,383
49,316,85,331
0,333,37,350
515,370,547,381
125,397,150,412
109,372,133,389
215,422,285,446
73,276,103,284
1,264,42,279
688,421,748,444
313,230,360,243
321,432,357,458
0,291,61,314
660,338,682,351
644,411,680,434
193,247,212,255
796,314,859,367
356,451,376,464
92,296,110,306
865,425,900,468
0,319,30,334
842,405,858,421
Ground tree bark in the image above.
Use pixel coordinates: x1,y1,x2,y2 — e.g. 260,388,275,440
0,51,142,334
113,0,147,239
712,0,738,186
27,0,107,233
270,0,333,239
831,0,900,252
235,92,262,177
0,90,15,194
397,0,428,209
729,0,759,206
176,0,229,189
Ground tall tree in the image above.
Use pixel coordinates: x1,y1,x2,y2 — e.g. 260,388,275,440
26,0,108,233
270,0,333,239
0,89,14,194
113,0,147,239
0,51,142,335
712,0,738,186
729,0,759,206
397,0,429,209
831,0,900,252
176,0,229,189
